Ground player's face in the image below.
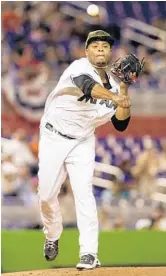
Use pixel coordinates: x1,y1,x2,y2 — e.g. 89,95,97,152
86,41,112,68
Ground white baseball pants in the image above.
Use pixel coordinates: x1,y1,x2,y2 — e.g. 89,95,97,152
38,125,98,255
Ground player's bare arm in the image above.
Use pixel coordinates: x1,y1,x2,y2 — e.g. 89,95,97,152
111,70,143,131
110,81,131,131
110,55,144,123
110,53,144,132
91,82,130,108
115,81,131,121
57,80,130,109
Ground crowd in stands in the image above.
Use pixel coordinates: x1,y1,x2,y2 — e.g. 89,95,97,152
2,1,166,91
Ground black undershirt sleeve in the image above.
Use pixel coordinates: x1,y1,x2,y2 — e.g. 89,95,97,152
71,74,97,102
111,115,131,132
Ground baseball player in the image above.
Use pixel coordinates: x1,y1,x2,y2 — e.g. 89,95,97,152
38,30,144,270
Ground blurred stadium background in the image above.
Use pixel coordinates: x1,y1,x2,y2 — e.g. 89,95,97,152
1,1,166,273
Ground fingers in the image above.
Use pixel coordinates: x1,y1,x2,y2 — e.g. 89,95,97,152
121,100,130,108
118,95,131,108
112,94,131,108
130,72,137,83
124,95,131,108
124,97,131,108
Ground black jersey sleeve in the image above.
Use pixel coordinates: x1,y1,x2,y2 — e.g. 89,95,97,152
71,74,97,102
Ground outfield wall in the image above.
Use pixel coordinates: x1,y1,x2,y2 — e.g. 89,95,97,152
2,230,166,272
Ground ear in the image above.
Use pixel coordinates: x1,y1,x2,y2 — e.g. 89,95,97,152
85,49,88,57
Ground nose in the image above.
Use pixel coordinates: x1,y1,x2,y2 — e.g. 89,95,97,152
98,47,104,52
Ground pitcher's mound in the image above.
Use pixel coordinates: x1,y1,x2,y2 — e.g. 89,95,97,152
2,267,166,276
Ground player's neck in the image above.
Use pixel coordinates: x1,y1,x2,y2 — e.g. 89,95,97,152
95,68,107,82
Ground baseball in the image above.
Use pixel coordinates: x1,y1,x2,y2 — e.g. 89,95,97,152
87,4,99,17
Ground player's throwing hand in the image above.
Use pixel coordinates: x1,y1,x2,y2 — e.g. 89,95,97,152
112,94,131,108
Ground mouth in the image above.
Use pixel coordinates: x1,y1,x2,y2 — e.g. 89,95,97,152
97,55,105,58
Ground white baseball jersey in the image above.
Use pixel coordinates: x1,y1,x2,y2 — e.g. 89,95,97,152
41,57,120,139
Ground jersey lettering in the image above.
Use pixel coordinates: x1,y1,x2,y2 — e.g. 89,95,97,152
81,96,116,109
99,99,116,109
90,98,97,104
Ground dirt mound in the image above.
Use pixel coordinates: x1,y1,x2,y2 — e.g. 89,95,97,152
2,267,166,276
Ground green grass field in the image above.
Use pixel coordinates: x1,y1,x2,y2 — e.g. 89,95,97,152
2,229,166,272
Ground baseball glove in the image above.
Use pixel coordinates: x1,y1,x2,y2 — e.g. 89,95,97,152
110,54,145,84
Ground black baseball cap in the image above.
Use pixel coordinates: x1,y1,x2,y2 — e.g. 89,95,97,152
85,30,115,49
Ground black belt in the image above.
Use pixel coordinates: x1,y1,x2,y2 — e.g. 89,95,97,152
45,122,76,140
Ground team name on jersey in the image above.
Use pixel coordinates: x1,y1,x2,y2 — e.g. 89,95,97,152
91,98,116,109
